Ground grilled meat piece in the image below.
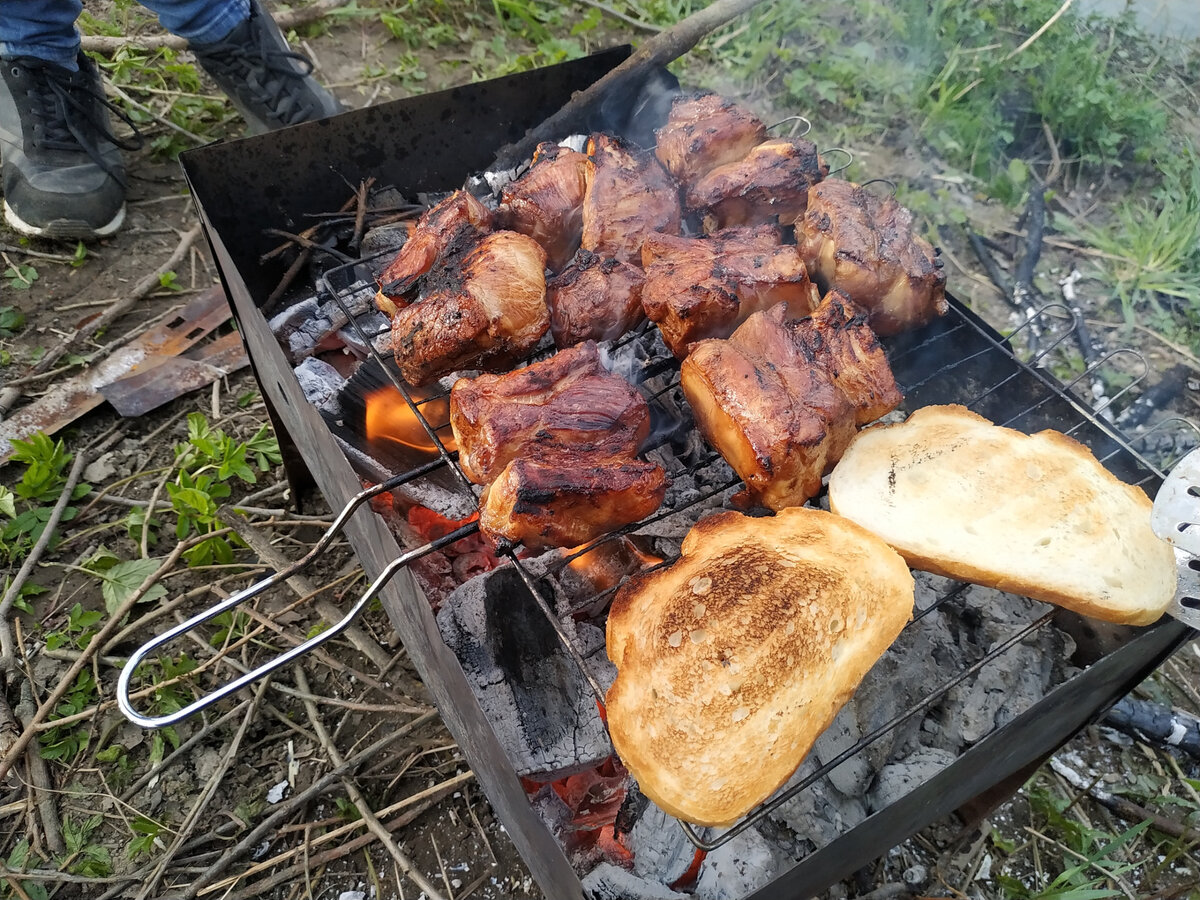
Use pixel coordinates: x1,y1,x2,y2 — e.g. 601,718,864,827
548,250,646,348
795,179,948,336
581,133,681,265
653,91,767,185
496,142,588,273
686,138,829,232
479,456,668,550
641,226,820,358
389,230,549,386
376,191,491,313
449,341,650,485
681,290,901,510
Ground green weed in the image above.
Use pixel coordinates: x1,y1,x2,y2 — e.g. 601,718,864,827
3,263,37,291
0,435,90,567
38,670,99,762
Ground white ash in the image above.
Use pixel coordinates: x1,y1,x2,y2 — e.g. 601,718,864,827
869,746,958,810
628,802,697,886
694,828,783,900
582,863,689,900
294,357,344,415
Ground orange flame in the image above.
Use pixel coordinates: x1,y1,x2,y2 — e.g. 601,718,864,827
566,538,664,592
364,386,456,454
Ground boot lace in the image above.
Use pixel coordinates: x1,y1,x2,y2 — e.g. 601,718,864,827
197,22,321,126
12,57,141,184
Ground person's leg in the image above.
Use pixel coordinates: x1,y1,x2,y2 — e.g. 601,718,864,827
146,0,342,134
136,0,250,46
0,1,130,239
0,0,83,69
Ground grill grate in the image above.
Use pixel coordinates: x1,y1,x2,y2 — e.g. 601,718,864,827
310,253,1195,854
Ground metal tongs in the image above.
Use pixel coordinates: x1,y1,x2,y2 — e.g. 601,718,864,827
1150,446,1200,630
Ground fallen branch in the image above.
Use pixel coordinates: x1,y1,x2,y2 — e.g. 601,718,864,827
0,451,87,670
175,710,439,900
15,682,65,856
1050,756,1200,843
0,535,193,781
79,0,347,54
293,665,445,900
135,679,271,900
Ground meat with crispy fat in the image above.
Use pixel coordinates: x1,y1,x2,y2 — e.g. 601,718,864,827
548,250,646,348
479,456,668,551
375,191,491,314
496,142,588,272
449,341,650,485
681,290,901,510
653,91,767,185
795,179,948,336
641,226,820,358
389,231,548,386
686,138,829,232
581,133,681,265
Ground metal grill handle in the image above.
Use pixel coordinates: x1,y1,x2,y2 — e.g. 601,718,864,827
116,460,454,728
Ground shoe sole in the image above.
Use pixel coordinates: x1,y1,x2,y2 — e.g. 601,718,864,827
3,199,126,241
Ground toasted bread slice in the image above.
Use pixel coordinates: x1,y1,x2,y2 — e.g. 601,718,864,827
605,507,914,826
827,405,1177,625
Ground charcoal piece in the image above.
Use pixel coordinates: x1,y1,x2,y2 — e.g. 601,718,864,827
581,863,689,900
293,357,344,415
437,566,611,777
813,702,872,797
628,802,696,886
867,746,957,811
770,757,867,851
694,828,784,900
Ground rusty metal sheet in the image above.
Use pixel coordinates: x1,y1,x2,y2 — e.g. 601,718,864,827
0,287,232,464
99,330,248,417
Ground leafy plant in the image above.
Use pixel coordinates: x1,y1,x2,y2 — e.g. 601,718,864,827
0,434,90,566
127,816,166,859
165,413,282,565
38,670,99,761
3,263,37,291
0,305,24,336
60,814,113,878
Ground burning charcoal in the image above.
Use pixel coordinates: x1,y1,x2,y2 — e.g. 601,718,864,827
867,746,957,811
293,357,344,415
361,223,411,275
436,567,612,777
627,803,697,886
581,863,690,900
693,829,784,899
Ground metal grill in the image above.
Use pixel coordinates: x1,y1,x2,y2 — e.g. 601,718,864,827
118,227,1200,871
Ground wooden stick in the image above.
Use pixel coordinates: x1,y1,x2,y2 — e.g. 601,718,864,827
491,0,772,169
78,0,348,54
293,666,446,900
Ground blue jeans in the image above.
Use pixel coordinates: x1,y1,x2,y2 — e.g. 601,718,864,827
0,0,250,68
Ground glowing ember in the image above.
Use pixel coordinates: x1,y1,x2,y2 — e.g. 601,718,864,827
566,538,664,592
364,385,456,454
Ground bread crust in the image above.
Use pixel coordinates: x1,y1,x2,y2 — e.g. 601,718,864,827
827,404,1177,626
605,507,914,826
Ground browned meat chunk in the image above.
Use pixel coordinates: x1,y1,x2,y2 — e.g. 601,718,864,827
376,191,491,313
795,179,948,336
653,91,767,185
389,231,548,386
548,250,646,348
581,133,681,265
449,341,650,485
641,226,820,358
681,290,901,510
479,456,668,551
496,142,588,272
686,138,828,232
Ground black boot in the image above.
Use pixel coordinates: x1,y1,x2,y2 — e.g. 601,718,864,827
191,0,343,134
0,52,138,240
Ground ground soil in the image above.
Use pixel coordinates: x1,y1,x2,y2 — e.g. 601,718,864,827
2,4,1199,900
